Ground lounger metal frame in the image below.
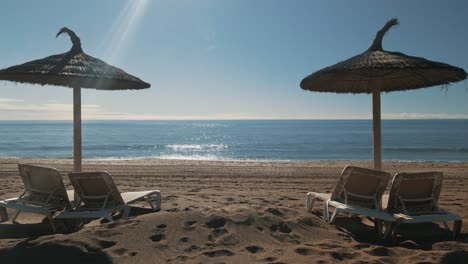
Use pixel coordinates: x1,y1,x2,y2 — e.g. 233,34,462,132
0,164,73,231
306,165,393,237
383,172,462,239
306,169,463,240
54,171,161,222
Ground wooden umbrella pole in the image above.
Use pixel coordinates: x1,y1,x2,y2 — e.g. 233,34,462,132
372,88,382,170
73,85,82,172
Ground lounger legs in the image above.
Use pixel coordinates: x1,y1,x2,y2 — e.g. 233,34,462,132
375,220,396,240
123,206,131,218
375,220,383,238
47,213,57,232
306,192,316,213
153,191,161,211
443,221,450,231
0,205,61,232
105,214,115,222
323,202,329,221
317,198,332,223
306,193,332,222
0,207,9,222
453,220,462,239
329,207,340,224
12,210,21,222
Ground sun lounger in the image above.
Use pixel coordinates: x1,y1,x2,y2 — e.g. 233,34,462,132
306,165,394,235
382,172,462,239
0,164,73,231
54,171,161,222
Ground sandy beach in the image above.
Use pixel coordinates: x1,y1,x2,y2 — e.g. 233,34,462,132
0,157,466,263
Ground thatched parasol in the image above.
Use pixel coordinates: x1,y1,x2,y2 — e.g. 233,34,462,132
0,27,150,171
300,18,467,170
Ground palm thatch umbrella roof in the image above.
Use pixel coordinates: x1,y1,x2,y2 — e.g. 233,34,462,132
301,19,467,94
300,18,467,170
0,27,151,171
0,27,150,90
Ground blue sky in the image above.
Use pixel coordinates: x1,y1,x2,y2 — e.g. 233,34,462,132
0,0,466,120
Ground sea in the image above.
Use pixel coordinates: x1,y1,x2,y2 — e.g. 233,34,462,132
0,120,467,162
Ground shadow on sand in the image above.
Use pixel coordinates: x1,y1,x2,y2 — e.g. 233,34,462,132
332,216,467,248
0,206,157,264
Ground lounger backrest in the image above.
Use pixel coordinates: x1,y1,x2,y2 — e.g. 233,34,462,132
386,172,443,214
69,171,124,209
330,165,391,209
17,164,70,207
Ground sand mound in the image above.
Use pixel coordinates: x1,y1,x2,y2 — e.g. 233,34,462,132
1,207,466,264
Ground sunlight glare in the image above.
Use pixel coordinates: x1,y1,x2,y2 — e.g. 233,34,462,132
97,0,150,64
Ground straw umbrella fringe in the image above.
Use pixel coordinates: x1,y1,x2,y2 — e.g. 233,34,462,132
0,27,150,171
300,18,467,170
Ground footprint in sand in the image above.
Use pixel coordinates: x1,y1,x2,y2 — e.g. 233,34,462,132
330,251,358,261
202,249,234,258
263,256,277,262
208,228,229,241
92,239,118,250
148,223,168,242
175,255,188,261
180,237,189,243
366,246,396,257
294,247,316,256
245,245,264,254
149,233,165,242
270,222,292,233
314,241,342,250
266,208,284,217
184,220,197,227
184,245,202,253
182,220,198,231
218,234,240,246
205,216,227,229
112,248,138,257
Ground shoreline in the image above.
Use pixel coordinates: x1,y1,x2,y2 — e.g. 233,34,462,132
1,156,468,164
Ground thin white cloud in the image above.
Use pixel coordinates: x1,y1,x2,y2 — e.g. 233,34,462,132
382,113,468,119
0,100,106,120
0,102,99,112
0,98,466,120
0,98,23,103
